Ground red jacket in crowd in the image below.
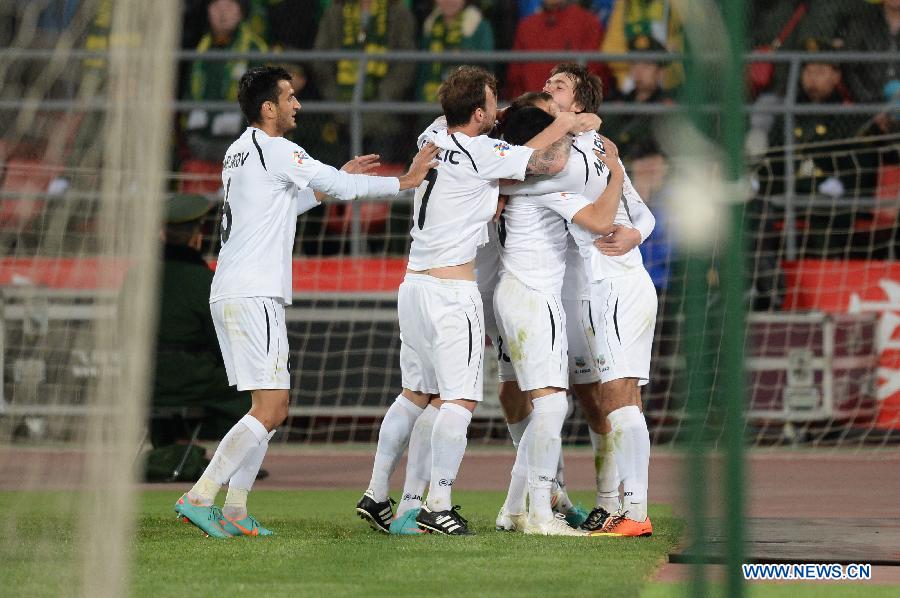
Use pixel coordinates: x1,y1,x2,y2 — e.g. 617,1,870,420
505,3,608,100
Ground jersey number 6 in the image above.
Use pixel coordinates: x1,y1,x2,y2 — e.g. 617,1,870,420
221,178,233,245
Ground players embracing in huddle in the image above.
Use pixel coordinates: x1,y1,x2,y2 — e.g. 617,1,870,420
359,63,658,537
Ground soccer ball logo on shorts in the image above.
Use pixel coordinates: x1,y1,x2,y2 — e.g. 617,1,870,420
292,150,308,166
492,141,511,157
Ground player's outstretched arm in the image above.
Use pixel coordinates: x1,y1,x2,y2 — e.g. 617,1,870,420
314,154,382,202
571,138,625,234
306,145,435,201
398,143,439,190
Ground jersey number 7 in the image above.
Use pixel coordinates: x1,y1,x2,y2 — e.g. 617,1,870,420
415,168,438,229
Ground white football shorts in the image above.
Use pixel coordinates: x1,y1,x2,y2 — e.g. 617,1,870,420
589,268,657,385
493,273,568,392
398,273,484,402
210,296,290,391
563,297,602,385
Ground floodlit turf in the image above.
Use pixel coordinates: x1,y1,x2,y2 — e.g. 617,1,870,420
2,490,682,597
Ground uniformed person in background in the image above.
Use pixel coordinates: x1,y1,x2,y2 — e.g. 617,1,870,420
760,37,876,258
148,194,250,451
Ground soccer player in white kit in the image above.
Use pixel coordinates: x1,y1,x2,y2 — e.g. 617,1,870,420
543,65,658,537
494,64,657,536
492,105,626,535
174,66,437,538
357,65,597,536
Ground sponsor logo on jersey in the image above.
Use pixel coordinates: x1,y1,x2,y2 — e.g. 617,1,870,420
292,150,308,166
492,141,510,157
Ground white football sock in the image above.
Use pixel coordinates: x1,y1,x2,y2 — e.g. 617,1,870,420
589,427,620,513
397,403,438,514
189,414,267,505
553,450,573,512
608,405,650,521
366,395,424,502
526,392,567,524
223,429,275,520
502,412,532,515
426,403,472,512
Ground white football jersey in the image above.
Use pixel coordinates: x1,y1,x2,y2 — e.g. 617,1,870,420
210,127,399,304
498,191,591,294
407,128,533,270
503,130,655,282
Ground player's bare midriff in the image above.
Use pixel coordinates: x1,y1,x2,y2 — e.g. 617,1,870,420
406,261,476,281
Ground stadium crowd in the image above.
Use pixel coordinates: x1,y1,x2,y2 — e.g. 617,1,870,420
1,1,896,258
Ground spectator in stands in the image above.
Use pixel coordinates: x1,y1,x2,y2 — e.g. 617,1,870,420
312,0,416,162
601,0,683,94
504,0,607,101
749,0,862,98
416,0,494,106
761,38,873,257
842,0,900,134
147,194,250,450
480,0,518,51
182,0,268,163
184,0,319,50
602,34,673,159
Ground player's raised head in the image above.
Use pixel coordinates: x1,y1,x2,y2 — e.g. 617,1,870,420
238,65,294,127
502,105,556,147
438,65,498,129
546,63,603,115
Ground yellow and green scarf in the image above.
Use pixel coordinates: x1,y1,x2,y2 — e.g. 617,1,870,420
420,12,465,103
336,0,390,101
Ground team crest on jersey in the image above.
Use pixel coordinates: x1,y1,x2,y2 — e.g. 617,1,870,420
575,356,586,368
597,354,606,367
292,150,308,166
492,141,511,157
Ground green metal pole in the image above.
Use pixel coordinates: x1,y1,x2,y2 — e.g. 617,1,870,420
682,255,710,598
679,22,713,598
721,1,747,596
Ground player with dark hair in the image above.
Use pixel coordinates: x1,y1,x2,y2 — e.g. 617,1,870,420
491,104,626,535
174,65,437,538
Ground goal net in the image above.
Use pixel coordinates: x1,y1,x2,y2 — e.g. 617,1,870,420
1,0,177,595
646,130,900,448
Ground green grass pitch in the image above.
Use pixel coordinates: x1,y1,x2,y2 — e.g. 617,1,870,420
6,489,894,597
3,489,681,597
